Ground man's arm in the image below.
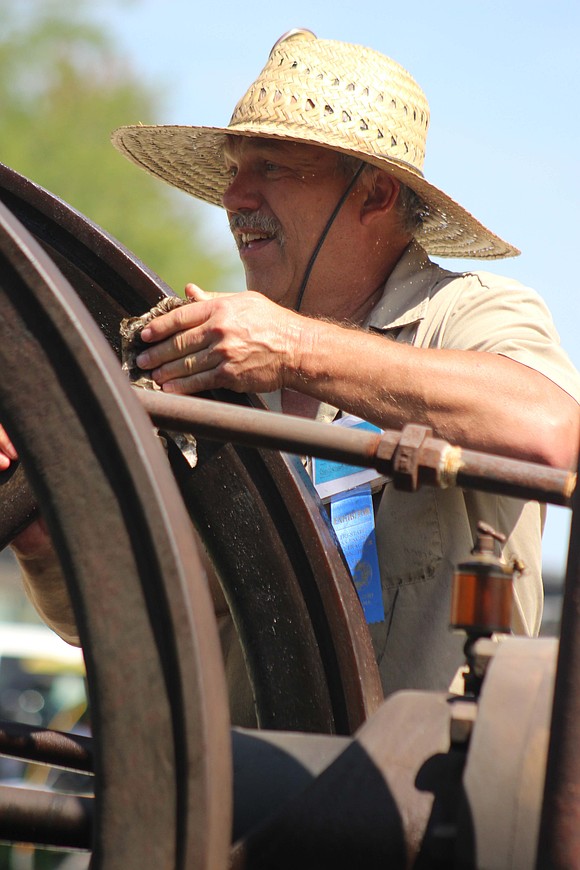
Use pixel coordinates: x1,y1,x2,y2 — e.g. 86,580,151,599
1,427,78,641
135,288,579,470
287,317,579,469
11,518,81,646
8,501,229,647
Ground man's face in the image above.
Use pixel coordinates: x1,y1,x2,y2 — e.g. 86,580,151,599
222,137,357,309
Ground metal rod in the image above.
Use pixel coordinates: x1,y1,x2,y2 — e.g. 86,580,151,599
455,448,575,506
0,784,92,849
139,389,390,468
136,390,575,507
0,721,93,774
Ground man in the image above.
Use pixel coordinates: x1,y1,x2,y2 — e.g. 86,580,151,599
2,30,579,705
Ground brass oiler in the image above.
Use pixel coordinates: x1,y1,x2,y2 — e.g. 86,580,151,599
451,521,515,636
451,521,523,697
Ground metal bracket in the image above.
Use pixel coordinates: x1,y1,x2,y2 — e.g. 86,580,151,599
392,424,433,491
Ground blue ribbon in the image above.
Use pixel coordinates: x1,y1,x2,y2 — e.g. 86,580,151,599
330,484,385,624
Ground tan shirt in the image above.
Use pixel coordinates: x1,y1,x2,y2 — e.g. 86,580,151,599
362,242,579,695
268,241,579,697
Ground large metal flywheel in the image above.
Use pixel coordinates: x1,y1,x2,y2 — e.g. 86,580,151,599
0,197,232,869
0,163,381,862
0,162,382,735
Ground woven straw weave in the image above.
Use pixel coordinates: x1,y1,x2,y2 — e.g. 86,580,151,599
112,31,519,260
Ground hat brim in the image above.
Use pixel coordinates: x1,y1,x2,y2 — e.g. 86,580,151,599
111,124,520,260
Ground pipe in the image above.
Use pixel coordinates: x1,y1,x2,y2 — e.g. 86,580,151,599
0,721,93,773
136,390,575,507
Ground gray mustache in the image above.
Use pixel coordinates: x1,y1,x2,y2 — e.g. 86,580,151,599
229,213,282,237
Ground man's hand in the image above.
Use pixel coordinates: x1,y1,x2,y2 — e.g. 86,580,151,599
0,424,17,471
135,285,307,396
0,424,53,560
11,515,80,647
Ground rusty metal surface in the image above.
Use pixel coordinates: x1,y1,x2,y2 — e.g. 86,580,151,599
255,442,383,732
231,691,465,869
0,158,181,542
0,162,382,734
0,784,92,850
455,637,558,869
0,462,38,548
537,457,580,869
0,160,173,348
231,728,350,843
165,415,382,734
0,159,178,549
0,200,232,869
230,642,562,869
453,447,575,507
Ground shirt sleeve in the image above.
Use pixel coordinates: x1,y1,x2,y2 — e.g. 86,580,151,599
429,271,580,402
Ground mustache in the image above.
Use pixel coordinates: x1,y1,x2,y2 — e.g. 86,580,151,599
229,212,283,239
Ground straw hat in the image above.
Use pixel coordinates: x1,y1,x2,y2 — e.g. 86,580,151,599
111,29,519,260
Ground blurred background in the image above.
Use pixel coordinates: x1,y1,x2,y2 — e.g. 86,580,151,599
0,0,577,862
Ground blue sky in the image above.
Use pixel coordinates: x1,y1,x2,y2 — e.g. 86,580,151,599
97,0,579,574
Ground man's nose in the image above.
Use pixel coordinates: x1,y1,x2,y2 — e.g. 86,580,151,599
222,170,262,213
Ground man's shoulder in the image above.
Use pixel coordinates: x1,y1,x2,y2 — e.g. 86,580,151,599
393,244,540,310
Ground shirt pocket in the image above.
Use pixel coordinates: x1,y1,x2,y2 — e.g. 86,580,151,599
376,484,444,587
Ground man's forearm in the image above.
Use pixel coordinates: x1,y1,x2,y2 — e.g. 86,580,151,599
12,519,229,646
132,290,578,469
14,547,80,646
288,318,579,469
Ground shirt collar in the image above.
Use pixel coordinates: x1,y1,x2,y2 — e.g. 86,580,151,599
365,241,451,332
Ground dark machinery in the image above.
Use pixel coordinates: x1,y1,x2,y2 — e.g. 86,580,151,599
0,163,578,868
0,162,382,737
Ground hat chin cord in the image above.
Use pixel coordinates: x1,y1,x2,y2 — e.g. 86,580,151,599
294,161,365,313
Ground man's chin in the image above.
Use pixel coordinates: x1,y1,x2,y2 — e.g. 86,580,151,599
243,272,291,305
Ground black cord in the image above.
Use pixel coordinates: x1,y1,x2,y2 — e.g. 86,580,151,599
294,161,365,312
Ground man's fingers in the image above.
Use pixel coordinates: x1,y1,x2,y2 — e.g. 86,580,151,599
185,283,210,301
160,366,223,396
136,326,209,370
0,424,18,469
139,297,211,344
150,346,217,385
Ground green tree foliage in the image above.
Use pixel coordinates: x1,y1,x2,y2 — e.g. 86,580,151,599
0,0,235,294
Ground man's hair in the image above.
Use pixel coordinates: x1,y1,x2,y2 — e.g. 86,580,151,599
337,153,427,235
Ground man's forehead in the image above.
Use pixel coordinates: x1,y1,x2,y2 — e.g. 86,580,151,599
223,136,338,164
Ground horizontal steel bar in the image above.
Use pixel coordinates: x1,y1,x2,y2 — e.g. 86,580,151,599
0,784,92,849
0,721,93,774
137,390,575,507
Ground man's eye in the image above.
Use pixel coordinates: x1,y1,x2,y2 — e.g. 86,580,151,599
265,162,280,172
226,166,238,178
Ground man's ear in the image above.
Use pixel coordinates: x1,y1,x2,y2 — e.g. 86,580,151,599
360,172,400,225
